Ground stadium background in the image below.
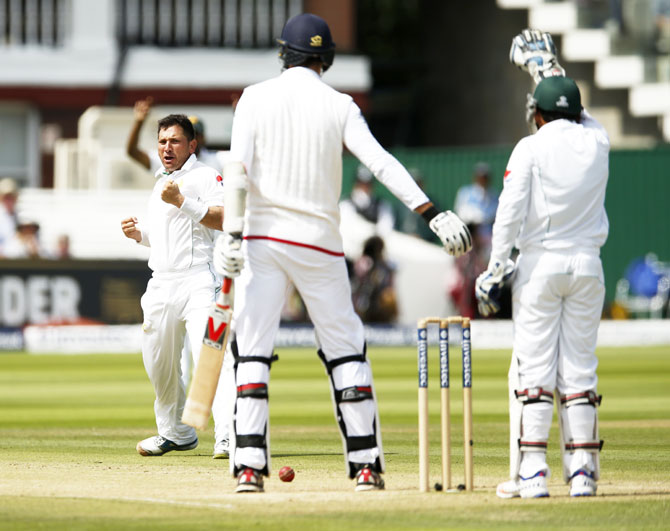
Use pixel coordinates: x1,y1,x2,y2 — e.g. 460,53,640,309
0,0,668,336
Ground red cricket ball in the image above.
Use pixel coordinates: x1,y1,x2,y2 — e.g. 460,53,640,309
278,466,295,482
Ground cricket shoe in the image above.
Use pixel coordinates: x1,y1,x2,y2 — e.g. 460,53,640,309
569,469,597,497
235,467,264,493
354,465,385,492
136,435,198,456
212,439,230,459
496,478,521,499
520,471,549,498
496,471,549,499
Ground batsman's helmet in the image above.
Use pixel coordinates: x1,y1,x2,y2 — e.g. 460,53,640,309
533,76,582,117
277,13,335,71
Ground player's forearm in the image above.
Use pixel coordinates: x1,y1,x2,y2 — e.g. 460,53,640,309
200,206,224,231
344,105,428,210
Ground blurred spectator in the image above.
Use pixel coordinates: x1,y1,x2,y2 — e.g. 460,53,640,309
340,164,396,236
449,162,501,318
655,0,670,53
126,97,230,174
397,167,437,242
54,234,72,260
606,0,624,35
350,236,398,323
3,217,48,259
454,162,498,236
447,224,491,319
0,177,19,255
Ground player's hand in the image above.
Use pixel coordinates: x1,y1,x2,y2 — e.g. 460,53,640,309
121,216,142,243
133,97,153,122
161,180,184,207
214,233,245,278
429,211,472,257
510,29,565,84
475,259,516,317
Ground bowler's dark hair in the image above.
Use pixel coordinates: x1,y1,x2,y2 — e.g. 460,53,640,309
157,114,196,141
538,108,581,124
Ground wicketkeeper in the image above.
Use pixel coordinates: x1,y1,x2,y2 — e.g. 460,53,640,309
213,13,472,493
476,29,609,498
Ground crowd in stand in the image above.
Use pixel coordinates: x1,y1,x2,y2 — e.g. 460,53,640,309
0,177,70,260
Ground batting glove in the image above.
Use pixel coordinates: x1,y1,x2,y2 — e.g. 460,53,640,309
510,29,565,84
429,210,473,257
475,259,516,317
213,233,244,278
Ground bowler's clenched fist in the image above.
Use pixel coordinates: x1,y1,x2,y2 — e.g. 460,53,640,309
121,216,142,243
161,180,184,207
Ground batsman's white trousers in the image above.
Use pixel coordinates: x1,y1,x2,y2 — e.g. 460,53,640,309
511,250,605,393
232,239,381,472
141,265,234,444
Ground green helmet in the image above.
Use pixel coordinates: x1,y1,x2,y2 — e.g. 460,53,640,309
533,76,581,116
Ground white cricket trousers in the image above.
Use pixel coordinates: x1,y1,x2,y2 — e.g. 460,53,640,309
141,265,234,444
232,239,381,473
510,250,605,478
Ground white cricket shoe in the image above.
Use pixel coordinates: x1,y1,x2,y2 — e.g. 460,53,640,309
570,469,597,497
136,435,198,456
496,471,549,499
520,471,549,498
212,439,230,459
496,478,521,498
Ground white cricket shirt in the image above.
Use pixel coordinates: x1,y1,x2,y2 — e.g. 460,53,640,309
490,111,610,265
139,154,224,273
229,66,429,254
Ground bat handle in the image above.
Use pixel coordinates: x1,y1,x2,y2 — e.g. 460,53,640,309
217,277,233,308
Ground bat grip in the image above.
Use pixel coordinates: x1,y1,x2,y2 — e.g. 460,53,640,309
217,277,233,308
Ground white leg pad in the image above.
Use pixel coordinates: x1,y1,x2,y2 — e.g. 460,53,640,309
559,394,601,482
518,401,553,478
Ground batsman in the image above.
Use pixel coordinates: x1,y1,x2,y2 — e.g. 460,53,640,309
476,30,609,498
213,13,472,493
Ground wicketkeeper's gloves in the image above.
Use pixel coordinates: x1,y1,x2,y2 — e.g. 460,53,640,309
475,259,516,317
510,29,565,85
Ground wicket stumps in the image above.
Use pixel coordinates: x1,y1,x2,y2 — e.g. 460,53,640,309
417,316,473,492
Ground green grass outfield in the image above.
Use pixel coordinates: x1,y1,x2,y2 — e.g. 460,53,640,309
1,345,669,529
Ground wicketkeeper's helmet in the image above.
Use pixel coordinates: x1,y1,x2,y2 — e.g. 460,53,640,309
277,13,335,71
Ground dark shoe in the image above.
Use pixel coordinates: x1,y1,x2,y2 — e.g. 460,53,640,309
236,467,264,493
354,465,385,492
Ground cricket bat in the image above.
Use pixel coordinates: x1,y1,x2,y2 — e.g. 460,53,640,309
181,277,234,430
181,161,247,431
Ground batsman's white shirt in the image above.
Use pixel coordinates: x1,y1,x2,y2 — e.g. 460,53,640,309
493,111,610,393
228,67,430,474
230,66,429,253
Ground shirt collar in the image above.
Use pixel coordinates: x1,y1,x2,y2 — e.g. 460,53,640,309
281,66,321,81
155,153,198,179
